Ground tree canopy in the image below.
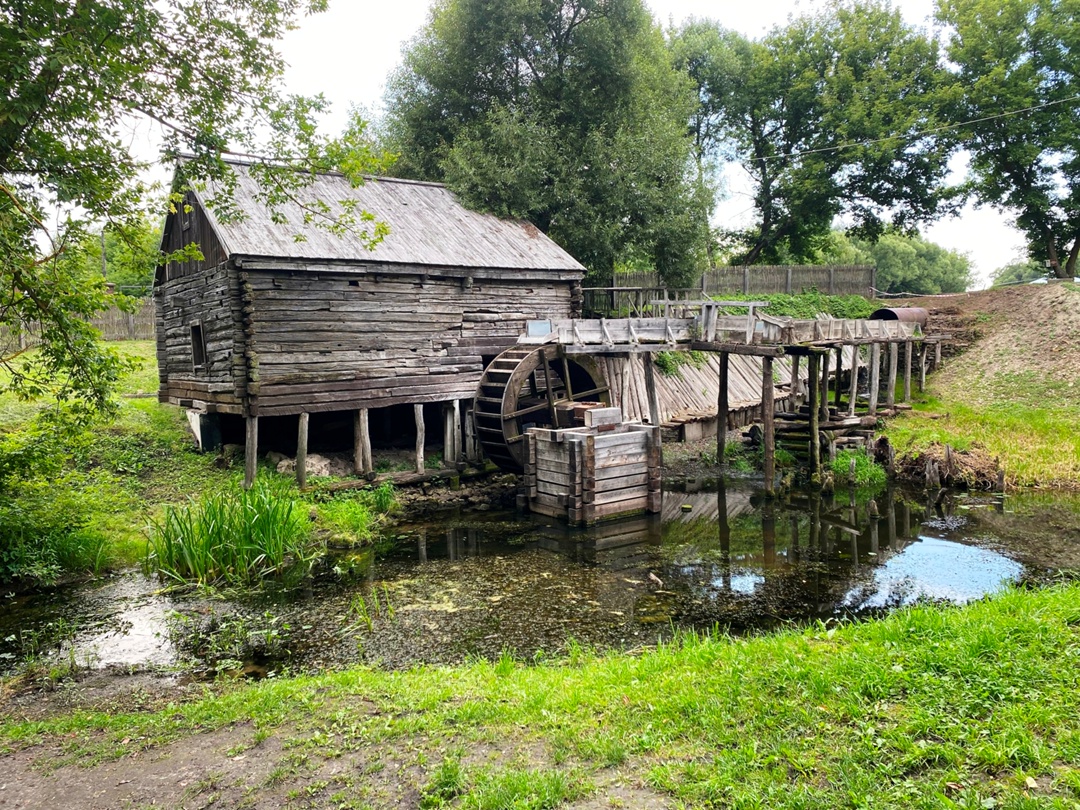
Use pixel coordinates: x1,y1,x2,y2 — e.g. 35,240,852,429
1,0,388,418
937,0,1080,278
383,0,711,286
670,3,953,266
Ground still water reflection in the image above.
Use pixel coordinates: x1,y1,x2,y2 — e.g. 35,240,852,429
0,483,1072,674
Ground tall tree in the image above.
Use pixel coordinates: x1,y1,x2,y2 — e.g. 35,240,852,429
937,0,1080,278
0,0,386,416
671,3,953,265
383,0,711,285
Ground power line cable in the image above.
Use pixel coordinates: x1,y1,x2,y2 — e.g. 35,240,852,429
756,93,1080,162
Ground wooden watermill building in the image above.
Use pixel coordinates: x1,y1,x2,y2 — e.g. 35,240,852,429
154,159,586,482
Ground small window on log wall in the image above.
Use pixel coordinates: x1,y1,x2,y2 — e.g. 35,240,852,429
190,323,207,370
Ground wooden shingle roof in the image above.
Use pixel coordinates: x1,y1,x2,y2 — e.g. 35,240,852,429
192,160,585,273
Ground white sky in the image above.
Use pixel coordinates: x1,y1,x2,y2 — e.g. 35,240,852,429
278,0,1026,287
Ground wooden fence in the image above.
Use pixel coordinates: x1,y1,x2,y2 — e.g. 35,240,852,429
0,301,155,352
584,265,875,316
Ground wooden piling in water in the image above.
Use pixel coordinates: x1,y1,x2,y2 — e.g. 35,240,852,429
868,343,881,415
717,352,729,463
887,342,898,409
762,355,775,495
808,353,821,476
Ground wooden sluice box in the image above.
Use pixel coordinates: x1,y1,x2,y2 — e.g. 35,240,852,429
524,407,661,526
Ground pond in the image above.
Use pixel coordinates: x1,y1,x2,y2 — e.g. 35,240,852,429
2,483,1078,676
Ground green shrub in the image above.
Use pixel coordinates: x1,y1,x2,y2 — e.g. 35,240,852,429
830,448,887,488
146,477,318,586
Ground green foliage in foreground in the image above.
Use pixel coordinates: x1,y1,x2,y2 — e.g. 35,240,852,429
830,448,887,489
146,478,316,586
714,290,875,320
4,585,1080,807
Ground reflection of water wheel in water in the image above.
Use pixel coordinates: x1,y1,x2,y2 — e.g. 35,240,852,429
473,345,610,472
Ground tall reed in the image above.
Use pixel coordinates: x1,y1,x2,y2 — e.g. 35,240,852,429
146,478,317,586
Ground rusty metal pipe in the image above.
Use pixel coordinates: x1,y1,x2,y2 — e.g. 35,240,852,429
869,307,929,327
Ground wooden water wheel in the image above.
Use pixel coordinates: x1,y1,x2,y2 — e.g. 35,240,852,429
473,345,609,472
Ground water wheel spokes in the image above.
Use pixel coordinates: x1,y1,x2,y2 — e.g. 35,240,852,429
473,345,609,472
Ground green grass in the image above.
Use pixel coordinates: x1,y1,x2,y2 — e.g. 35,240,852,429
886,392,1080,489
146,477,318,586
830,448,887,488
4,584,1080,807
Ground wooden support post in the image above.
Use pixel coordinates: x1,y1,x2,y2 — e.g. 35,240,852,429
833,346,844,410
934,341,942,369
414,403,425,474
717,352,729,463
918,344,928,393
868,343,881,415
620,354,630,412
244,415,258,490
443,403,456,465
847,344,859,417
819,348,831,422
453,399,463,466
353,408,372,475
886,342,898,408
903,341,912,403
296,412,309,488
808,353,821,476
789,354,801,409
762,355,775,496
644,353,661,430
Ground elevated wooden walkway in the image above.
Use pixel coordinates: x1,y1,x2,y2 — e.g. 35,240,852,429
519,304,949,493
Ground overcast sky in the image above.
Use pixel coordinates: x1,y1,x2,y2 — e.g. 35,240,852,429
277,0,1025,287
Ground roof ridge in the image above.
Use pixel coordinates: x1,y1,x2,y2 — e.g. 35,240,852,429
200,154,448,189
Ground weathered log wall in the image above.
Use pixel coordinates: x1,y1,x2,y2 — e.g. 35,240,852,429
241,269,574,416
155,262,247,411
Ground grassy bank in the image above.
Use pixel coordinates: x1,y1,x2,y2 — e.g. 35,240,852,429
3,584,1080,807
884,283,1080,490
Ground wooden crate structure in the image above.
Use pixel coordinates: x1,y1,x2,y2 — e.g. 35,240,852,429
524,412,661,526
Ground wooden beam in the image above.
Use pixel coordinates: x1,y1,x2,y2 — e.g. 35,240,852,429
918,344,928,393
903,341,912,403
688,341,785,357
717,352,729,463
847,344,859,417
886,342,898,408
808,353,820,476
244,415,258,490
296,412,309,488
414,403,425,474
762,356,775,496
453,399,463,466
868,342,881,415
